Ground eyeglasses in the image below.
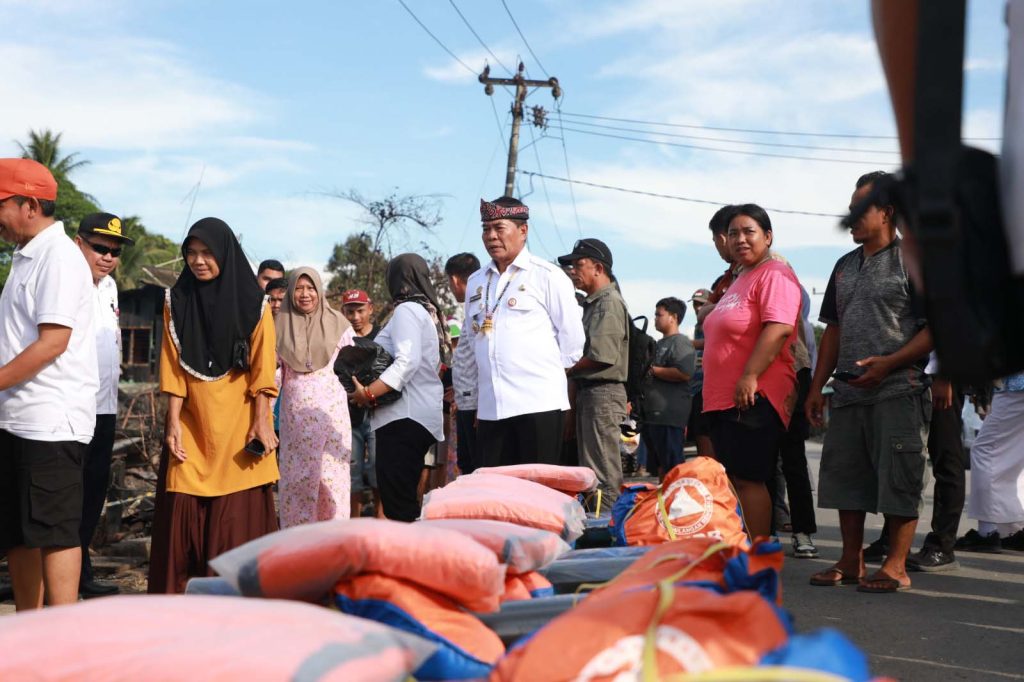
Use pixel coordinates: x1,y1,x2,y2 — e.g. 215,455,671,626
84,240,122,257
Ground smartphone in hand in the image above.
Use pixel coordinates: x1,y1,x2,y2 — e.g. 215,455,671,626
833,371,862,383
244,438,267,457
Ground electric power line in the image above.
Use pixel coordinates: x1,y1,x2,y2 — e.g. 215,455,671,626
553,101,582,236
557,110,1003,142
457,138,504,250
545,118,901,156
448,0,513,75
526,124,568,251
518,169,844,219
500,0,549,77
489,96,509,151
548,124,890,166
396,0,476,75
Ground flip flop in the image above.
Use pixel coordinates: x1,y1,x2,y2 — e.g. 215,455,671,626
809,566,862,587
856,572,911,593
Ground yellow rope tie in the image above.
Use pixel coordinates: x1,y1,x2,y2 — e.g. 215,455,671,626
656,487,678,540
637,543,733,681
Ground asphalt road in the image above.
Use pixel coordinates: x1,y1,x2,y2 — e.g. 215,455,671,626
783,442,1024,681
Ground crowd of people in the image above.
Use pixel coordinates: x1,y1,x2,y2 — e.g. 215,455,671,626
1,157,1022,608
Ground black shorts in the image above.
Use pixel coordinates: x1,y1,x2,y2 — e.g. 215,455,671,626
707,396,785,483
0,430,85,550
687,391,711,440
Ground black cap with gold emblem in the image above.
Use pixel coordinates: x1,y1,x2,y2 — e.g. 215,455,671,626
77,212,135,245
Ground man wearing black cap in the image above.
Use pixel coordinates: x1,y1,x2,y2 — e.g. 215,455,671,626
463,197,585,467
560,238,629,506
74,213,134,598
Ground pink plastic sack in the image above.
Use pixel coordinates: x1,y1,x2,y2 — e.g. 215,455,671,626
417,519,570,574
473,464,598,495
0,595,435,681
420,474,586,542
210,517,506,612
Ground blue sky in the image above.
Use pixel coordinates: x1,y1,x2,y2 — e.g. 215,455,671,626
0,0,1007,334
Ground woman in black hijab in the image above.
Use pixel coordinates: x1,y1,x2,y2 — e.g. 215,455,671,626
349,254,448,521
148,218,281,593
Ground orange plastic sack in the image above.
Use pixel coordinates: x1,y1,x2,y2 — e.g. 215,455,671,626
613,456,749,548
490,586,789,680
473,464,598,495
0,595,435,682
589,537,784,605
209,517,506,612
421,473,586,542
417,519,570,574
334,574,504,680
501,571,556,603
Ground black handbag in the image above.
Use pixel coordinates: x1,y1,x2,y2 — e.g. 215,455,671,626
333,337,402,406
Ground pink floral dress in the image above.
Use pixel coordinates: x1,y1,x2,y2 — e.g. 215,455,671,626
278,328,355,527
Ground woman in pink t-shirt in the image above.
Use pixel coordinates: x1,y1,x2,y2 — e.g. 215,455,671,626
702,204,801,540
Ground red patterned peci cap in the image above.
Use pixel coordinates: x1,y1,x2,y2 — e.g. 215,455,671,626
480,197,529,222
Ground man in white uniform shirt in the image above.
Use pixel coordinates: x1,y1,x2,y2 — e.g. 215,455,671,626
0,159,98,610
74,212,134,598
462,197,585,466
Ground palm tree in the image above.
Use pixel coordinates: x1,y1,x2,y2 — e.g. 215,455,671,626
114,217,181,290
16,129,89,177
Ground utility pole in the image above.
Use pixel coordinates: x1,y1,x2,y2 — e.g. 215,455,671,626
480,62,561,197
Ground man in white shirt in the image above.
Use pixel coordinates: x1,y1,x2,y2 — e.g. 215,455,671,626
462,197,585,467
445,252,482,474
74,212,134,598
0,159,99,610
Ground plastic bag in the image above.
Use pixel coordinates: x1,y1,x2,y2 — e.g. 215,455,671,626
416,519,570,574
0,595,435,682
473,464,599,495
333,336,402,406
334,574,504,681
209,518,506,613
420,474,586,542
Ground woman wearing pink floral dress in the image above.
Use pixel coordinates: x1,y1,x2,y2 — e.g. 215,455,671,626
276,267,354,527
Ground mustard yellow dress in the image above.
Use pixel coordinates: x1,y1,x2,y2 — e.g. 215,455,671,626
148,301,280,594
159,302,280,495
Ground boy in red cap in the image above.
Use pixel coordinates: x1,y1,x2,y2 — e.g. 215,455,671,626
341,289,382,517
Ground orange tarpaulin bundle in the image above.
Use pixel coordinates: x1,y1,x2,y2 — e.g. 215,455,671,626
334,574,504,681
209,518,507,613
501,571,556,603
473,464,599,495
586,537,784,605
420,473,586,542
490,586,790,680
416,519,570,575
611,456,749,549
0,595,435,682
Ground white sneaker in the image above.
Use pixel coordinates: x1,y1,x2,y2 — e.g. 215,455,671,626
792,533,819,558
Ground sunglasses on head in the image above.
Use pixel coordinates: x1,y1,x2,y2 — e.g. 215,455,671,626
84,240,122,257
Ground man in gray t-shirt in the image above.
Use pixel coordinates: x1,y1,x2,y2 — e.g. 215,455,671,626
641,297,695,480
806,171,933,594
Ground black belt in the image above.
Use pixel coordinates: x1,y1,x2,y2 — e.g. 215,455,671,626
575,379,624,388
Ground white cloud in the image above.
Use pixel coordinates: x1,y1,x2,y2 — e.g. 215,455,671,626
567,0,756,42
0,38,263,151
